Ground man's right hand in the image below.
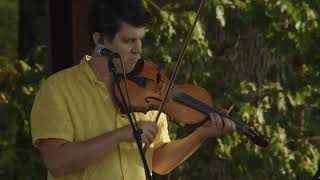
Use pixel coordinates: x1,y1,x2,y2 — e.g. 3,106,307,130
118,121,159,147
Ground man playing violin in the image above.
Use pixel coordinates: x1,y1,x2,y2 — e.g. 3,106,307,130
30,0,236,179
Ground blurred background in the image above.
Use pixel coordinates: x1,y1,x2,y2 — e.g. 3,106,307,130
0,0,320,179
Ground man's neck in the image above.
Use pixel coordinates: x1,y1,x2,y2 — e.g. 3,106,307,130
89,56,120,108
89,56,114,84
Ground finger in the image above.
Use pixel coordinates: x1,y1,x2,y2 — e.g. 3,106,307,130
227,105,234,115
223,118,236,132
142,133,151,146
209,113,214,121
231,120,236,131
219,109,227,116
145,130,156,144
145,128,156,141
213,113,223,129
219,109,230,117
222,118,229,132
150,123,159,135
144,123,158,138
153,122,159,131
144,138,150,147
209,113,217,127
219,105,234,117
140,127,149,144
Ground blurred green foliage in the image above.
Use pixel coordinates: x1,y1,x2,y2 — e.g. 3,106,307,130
0,0,319,179
0,45,48,179
0,0,17,67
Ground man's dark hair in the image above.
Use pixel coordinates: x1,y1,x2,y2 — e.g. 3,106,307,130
88,0,152,44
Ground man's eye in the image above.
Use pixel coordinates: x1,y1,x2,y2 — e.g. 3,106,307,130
123,39,136,43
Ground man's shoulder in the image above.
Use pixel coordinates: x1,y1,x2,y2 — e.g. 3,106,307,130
46,65,80,84
40,64,82,91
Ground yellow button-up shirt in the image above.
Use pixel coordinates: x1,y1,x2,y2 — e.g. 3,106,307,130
31,56,171,180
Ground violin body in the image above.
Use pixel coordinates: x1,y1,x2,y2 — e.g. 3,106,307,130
114,59,269,147
114,59,212,126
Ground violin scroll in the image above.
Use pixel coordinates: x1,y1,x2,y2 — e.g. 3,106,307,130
239,123,270,147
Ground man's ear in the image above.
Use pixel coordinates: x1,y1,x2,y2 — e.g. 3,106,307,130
92,32,102,46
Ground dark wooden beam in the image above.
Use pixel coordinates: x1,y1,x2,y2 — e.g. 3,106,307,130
48,0,92,73
71,0,91,65
48,0,73,74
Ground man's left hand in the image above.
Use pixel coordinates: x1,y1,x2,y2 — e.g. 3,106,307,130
196,106,236,139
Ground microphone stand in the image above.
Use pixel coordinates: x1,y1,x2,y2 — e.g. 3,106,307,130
105,54,153,180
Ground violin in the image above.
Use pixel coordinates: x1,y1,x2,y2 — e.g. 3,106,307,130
114,58,270,148
111,0,268,148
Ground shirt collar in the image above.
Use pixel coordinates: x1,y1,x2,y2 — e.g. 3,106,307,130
79,55,99,85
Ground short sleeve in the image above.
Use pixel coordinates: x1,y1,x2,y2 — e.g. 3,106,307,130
152,112,171,149
31,78,74,147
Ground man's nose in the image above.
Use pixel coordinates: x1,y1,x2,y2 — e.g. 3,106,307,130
131,40,142,54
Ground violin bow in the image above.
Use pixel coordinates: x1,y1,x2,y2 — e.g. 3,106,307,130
147,0,270,149
153,0,205,124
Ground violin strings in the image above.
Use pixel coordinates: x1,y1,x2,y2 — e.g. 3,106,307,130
131,63,242,128
173,90,243,129
160,82,236,120
160,81,214,112
138,57,245,131
174,92,212,114
162,84,214,115
139,55,223,119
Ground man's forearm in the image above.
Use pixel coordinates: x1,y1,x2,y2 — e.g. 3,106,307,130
152,129,207,175
40,128,124,177
40,121,159,177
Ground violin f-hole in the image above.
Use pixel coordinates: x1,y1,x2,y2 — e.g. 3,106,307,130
145,96,168,104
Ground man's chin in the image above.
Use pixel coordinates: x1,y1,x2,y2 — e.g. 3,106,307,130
127,59,140,69
114,58,139,73
115,64,135,74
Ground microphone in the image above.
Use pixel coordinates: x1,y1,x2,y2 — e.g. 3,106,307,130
96,45,121,59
